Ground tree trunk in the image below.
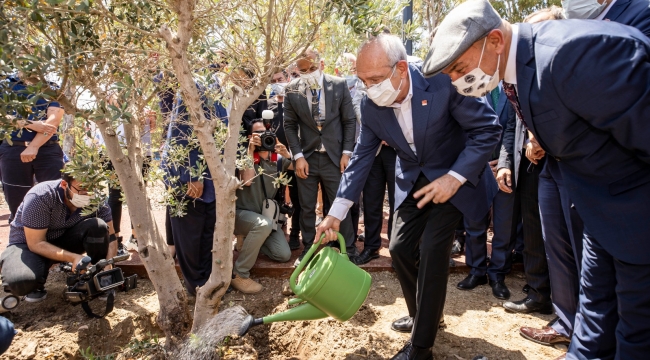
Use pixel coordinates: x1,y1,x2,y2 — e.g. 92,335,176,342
61,113,75,156
97,122,192,344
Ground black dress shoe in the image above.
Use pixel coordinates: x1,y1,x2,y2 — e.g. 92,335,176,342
390,342,433,360
391,315,414,333
503,296,553,314
456,274,488,290
352,248,379,265
512,251,524,264
489,280,511,300
357,232,365,242
288,235,301,250
522,284,531,293
391,315,446,333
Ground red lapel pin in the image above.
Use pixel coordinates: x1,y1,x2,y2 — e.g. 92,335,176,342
422,100,428,106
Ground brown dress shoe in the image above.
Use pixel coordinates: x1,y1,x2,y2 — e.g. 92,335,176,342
519,326,571,346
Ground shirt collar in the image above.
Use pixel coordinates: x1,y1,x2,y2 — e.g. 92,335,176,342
389,66,414,109
504,24,519,85
596,0,618,20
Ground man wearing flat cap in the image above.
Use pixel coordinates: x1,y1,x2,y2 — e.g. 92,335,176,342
423,0,650,359
315,33,501,360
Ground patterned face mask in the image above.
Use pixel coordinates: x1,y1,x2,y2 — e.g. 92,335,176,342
452,38,501,98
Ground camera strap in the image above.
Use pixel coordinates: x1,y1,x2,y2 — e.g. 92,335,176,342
81,292,115,318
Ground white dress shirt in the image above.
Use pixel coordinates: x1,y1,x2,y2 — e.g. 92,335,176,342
504,24,519,86
328,68,467,221
293,73,353,160
596,0,618,20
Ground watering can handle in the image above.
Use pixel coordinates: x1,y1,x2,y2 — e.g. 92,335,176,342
289,232,347,294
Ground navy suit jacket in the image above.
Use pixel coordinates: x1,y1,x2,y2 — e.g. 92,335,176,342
485,86,514,161
337,65,501,222
516,20,650,264
605,0,650,36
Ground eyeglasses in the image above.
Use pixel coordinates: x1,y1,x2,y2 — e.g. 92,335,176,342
360,64,397,89
70,184,89,195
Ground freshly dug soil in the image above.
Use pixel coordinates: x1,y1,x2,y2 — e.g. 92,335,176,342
0,271,564,360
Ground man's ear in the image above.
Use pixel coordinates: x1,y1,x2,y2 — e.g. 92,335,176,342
396,60,409,79
60,180,68,189
487,29,506,55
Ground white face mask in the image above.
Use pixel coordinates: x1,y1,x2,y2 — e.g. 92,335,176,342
344,75,358,88
366,66,403,107
67,187,91,208
271,82,287,96
452,38,500,98
562,0,608,19
301,69,321,86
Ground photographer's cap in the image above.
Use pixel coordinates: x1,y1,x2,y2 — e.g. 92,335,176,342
422,0,502,77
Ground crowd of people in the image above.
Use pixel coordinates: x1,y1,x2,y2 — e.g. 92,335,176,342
0,0,649,359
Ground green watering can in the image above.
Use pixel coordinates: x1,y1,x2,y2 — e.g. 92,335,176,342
239,232,372,336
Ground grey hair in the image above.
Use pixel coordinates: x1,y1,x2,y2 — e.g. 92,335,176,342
358,33,407,66
523,5,565,23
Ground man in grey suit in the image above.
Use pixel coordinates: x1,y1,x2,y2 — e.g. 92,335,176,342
283,48,358,263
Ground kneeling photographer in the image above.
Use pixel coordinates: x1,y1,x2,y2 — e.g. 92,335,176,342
0,172,117,304
233,113,293,294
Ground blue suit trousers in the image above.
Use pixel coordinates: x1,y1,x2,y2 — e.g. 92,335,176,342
538,158,584,337
568,232,650,360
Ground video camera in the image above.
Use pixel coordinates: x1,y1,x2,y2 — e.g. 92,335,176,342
277,203,295,229
256,110,277,152
60,254,137,318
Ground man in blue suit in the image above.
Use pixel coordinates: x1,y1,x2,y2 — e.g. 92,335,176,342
316,33,501,360
456,83,516,301
563,0,650,36
424,1,650,358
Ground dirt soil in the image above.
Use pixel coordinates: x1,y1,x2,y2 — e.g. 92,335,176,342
0,270,564,360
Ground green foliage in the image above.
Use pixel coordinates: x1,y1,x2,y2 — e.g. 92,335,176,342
62,140,110,216
79,346,115,360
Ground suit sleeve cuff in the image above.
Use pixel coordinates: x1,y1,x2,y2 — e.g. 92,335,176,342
342,150,353,157
293,152,304,160
329,198,354,221
447,170,467,185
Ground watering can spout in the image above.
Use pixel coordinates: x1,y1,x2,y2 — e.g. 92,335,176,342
238,302,328,336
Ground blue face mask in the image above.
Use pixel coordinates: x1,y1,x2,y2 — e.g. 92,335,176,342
344,75,358,88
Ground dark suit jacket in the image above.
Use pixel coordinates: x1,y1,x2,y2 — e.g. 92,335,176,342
242,91,268,133
516,20,650,264
485,86,514,161
267,97,288,148
337,65,501,222
605,0,650,36
283,74,357,165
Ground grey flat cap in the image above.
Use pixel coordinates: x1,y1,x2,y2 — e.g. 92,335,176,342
422,0,502,77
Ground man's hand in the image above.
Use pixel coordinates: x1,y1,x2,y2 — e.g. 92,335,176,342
489,159,499,177
340,154,351,173
525,140,545,165
20,145,39,163
25,121,57,134
71,254,89,273
413,174,462,209
295,157,309,179
496,168,513,193
314,215,341,244
275,143,291,159
248,134,261,154
186,180,204,199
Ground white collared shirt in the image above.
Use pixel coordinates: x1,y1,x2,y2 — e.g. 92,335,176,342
328,68,466,221
293,73,353,160
504,24,519,86
596,0,618,20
